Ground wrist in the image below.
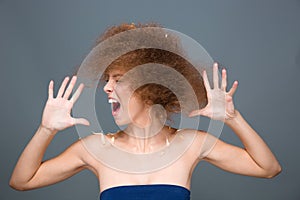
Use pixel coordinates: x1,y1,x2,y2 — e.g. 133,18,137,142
39,124,58,135
224,109,240,125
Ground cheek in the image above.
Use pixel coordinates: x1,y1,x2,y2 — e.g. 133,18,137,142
115,86,135,110
128,95,146,115
115,83,146,113
115,84,132,99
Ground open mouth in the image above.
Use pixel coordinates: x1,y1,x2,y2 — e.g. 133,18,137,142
108,99,121,116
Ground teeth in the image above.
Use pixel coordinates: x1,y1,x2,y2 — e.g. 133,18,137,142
108,99,118,103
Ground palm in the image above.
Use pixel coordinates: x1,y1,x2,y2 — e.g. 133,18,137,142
189,63,238,121
41,76,89,131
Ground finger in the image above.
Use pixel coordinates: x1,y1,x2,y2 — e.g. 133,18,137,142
202,70,211,91
228,81,238,96
188,110,201,117
63,76,77,99
188,109,206,117
73,118,90,126
48,80,54,99
57,76,70,97
221,68,227,91
213,62,219,89
70,83,84,103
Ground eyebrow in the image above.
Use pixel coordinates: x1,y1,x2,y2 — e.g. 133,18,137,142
111,74,123,78
102,73,124,81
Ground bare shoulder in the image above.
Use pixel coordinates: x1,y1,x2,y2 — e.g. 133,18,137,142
58,137,96,168
176,128,208,140
78,133,109,175
79,133,105,157
175,129,218,159
79,132,122,157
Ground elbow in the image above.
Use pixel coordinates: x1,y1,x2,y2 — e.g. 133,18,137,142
9,181,24,191
264,164,282,179
9,179,30,191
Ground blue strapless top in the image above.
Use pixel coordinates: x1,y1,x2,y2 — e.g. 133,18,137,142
100,184,190,200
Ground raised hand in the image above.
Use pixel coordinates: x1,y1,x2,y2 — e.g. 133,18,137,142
189,63,238,121
41,76,90,132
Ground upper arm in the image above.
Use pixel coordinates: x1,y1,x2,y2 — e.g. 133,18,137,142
192,131,266,177
23,140,88,190
196,131,268,178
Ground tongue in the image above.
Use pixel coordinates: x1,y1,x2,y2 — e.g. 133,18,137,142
113,102,120,112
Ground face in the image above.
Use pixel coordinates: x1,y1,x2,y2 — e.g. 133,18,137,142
103,70,150,127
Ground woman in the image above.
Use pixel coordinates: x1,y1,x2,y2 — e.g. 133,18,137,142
10,23,281,200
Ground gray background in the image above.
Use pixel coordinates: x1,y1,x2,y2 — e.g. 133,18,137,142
1,0,299,199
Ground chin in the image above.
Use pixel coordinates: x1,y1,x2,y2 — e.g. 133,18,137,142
114,118,130,126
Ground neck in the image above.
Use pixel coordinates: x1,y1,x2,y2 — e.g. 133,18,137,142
123,117,170,153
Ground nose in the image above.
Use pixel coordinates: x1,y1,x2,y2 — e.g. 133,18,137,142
103,80,114,93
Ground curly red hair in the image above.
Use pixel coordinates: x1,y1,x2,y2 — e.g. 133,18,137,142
84,22,207,116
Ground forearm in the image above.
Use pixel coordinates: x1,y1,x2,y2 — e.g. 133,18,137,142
10,125,57,187
225,110,281,176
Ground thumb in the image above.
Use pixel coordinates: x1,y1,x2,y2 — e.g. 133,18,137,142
73,118,90,126
189,109,204,117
